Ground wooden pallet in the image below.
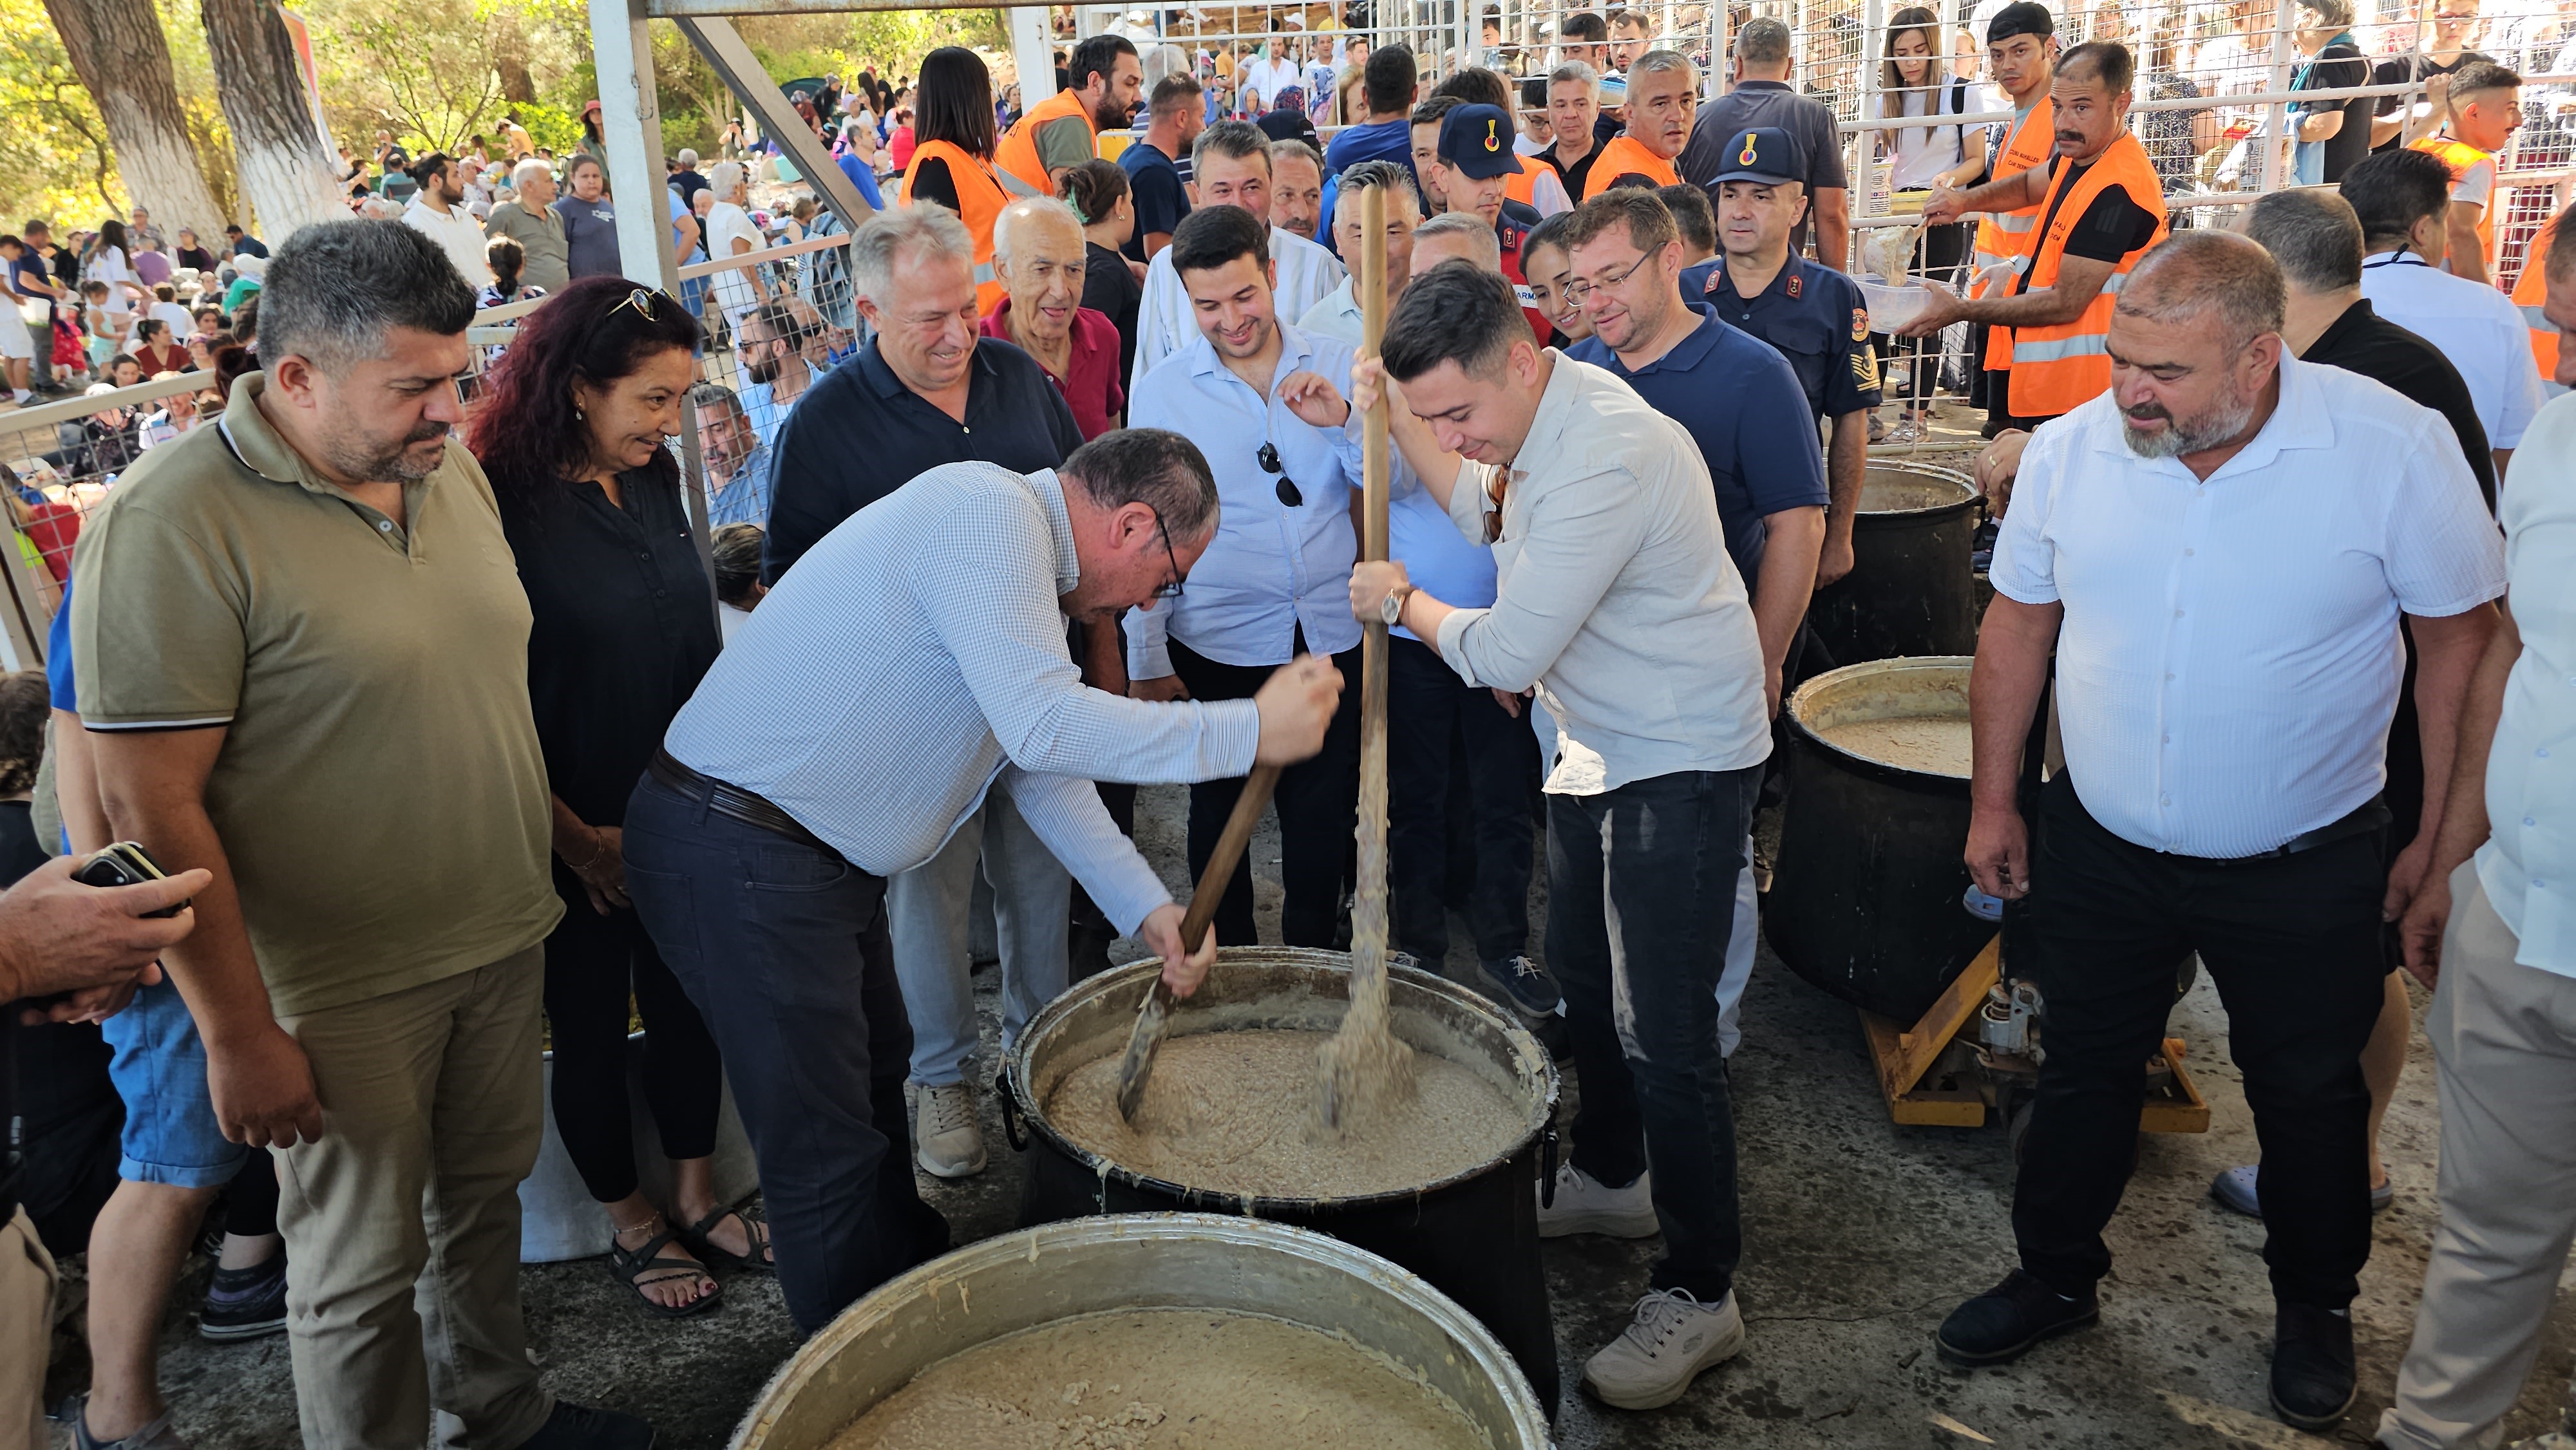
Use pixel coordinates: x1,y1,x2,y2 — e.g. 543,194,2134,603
1857,937,2211,1133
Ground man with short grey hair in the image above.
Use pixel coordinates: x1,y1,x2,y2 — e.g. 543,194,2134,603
627,428,1347,1331
1542,61,1604,197
73,219,652,1449
1299,160,1421,343
1680,17,1850,268
1409,212,1504,272
1939,232,2503,1435
483,156,569,293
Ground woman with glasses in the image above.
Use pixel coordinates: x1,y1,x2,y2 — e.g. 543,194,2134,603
464,277,766,1318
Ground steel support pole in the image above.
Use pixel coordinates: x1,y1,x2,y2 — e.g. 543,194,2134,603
1014,5,1061,105
2260,0,2297,194
591,0,685,293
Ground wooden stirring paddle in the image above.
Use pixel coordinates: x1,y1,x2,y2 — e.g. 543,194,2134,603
1113,762,1280,1122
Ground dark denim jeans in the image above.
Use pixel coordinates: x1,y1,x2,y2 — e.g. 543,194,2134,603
2012,775,2385,1308
621,773,948,1333
1389,636,1539,965
1549,764,1761,1301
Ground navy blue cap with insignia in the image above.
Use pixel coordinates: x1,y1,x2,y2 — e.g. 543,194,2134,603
1711,126,1801,187
1437,103,1528,180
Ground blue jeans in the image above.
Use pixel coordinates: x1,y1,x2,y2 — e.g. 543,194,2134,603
1549,766,1761,1301
621,773,949,1332
102,977,251,1189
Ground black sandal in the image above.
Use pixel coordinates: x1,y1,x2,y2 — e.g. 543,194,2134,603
679,1205,773,1274
605,1216,722,1319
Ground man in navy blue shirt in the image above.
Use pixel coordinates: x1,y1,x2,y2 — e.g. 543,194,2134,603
1121,73,1202,263
1681,127,1879,588
1324,45,1421,182
1563,185,1825,1061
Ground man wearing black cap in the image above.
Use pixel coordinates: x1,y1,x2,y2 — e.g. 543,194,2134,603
1429,103,1552,336
1681,127,1877,593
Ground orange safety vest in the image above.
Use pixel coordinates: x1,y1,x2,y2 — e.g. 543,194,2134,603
899,139,1011,313
2410,133,2497,275
2515,214,2560,381
1502,156,1560,214
1580,135,1680,198
2004,132,2169,420
1975,95,2056,371
994,88,1096,200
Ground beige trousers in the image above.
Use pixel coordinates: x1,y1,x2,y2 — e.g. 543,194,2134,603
2380,863,2576,1450
0,1206,54,1450
273,946,553,1450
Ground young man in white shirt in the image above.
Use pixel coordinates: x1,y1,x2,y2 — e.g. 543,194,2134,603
1126,204,1367,948
1131,121,1345,387
401,154,496,285
1940,231,2504,1434
2380,216,2576,1450
2344,148,2546,478
1345,261,1773,1411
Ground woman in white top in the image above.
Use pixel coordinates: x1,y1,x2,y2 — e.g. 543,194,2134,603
703,160,768,326
1871,7,1986,441
82,219,152,326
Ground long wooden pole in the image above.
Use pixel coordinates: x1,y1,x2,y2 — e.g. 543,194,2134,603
1351,184,1392,984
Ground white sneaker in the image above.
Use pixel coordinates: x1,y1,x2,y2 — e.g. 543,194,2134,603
1583,1288,1745,1410
911,1080,985,1178
1535,1162,1659,1238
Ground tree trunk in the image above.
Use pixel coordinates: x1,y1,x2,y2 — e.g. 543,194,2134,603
41,0,229,241
200,0,348,242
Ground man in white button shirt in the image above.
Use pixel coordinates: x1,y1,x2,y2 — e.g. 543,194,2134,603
2344,149,2546,480
1131,121,1346,388
1126,205,1368,948
1347,261,1772,1411
2381,219,2576,1450
1937,232,2505,1433
401,154,495,285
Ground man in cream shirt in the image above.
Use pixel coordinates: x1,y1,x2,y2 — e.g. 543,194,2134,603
1339,259,1770,1413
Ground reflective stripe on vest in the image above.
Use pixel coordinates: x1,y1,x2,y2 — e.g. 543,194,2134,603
994,89,1097,199
898,140,1012,313
2006,133,2169,420
1972,94,2054,323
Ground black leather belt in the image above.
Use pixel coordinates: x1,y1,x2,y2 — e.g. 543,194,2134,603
2187,796,2393,867
649,748,844,862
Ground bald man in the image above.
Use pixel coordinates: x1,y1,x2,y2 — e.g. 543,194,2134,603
1938,232,2502,1436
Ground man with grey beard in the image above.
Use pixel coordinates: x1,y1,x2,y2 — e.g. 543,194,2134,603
1935,231,2503,1435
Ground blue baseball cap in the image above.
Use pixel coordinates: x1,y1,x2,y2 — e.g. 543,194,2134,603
1436,103,1526,180
1710,126,1801,187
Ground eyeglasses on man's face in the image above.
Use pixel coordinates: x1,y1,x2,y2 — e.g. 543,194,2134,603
1559,255,1652,308
1150,511,1186,599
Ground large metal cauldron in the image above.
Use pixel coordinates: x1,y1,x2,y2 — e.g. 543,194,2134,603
726,1214,1551,1448
1768,658,1994,1022
1808,464,1982,668
1000,947,1563,1412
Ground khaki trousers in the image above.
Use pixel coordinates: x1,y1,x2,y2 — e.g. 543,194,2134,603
274,946,553,1450
1,1206,54,1450
2380,863,2576,1450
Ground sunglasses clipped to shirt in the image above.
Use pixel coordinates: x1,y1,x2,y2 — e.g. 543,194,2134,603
1260,441,1302,507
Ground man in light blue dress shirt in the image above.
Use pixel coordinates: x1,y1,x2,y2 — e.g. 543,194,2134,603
622,430,1345,1333
1127,204,1370,947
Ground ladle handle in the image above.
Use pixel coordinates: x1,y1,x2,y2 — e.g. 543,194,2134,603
1177,763,1280,954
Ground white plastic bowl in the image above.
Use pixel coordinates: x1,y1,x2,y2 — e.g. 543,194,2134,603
1860,278,1937,334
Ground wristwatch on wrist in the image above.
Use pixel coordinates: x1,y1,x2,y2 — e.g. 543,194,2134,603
1379,585,1412,626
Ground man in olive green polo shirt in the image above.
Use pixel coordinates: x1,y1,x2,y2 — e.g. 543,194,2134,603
71,221,649,1450
485,156,571,294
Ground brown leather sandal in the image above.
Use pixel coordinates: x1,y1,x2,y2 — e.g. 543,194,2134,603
605,1216,721,1318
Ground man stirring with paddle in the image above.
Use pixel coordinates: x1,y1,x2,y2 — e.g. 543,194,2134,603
624,428,1343,1335
1344,259,1774,1411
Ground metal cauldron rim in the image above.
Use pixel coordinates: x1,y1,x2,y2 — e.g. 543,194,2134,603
1003,946,1562,1212
727,1212,1553,1449
1855,461,1982,523
1785,654,1976,786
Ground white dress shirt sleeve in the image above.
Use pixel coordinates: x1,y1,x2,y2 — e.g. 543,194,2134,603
911,487,1260,778
1985,426,2067,607
2383,408,2509,617
1001,764,1173,931
1432,459,1652,692
1134,252,1189,388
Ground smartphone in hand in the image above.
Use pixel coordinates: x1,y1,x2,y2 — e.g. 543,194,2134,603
73,841,189,918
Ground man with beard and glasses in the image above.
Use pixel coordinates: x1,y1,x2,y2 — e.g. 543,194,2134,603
71,220,652,1449
996,34,1144,198
734,299,819,454
1937,231,2504,1436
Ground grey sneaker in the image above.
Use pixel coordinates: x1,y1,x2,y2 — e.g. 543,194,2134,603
2211,1163,2394,1218
70,1396,193,1450
1582,1288,1745,1409
913,1080,986,1178
1536,1162,1659,1239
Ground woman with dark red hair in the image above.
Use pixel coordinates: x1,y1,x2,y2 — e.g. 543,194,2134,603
465,276,763,1317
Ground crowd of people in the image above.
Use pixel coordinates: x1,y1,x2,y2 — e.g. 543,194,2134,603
4,1,2576,1447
